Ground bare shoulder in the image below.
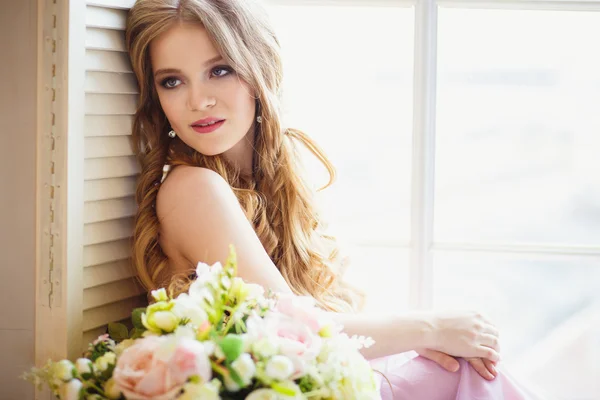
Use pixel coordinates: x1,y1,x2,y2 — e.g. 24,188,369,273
155,164,239,254
157,165,229,213
155,165,292,293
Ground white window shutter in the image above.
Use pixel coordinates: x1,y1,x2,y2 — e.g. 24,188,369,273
80,1,144,354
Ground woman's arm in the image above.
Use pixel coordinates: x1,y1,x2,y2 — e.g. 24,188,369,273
328,311,435,359
156,166,500,362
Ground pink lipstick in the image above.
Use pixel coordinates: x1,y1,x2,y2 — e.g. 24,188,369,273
191,117,225,134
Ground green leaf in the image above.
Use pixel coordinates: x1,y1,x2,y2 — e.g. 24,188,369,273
108,323,129,342
129,327,144,339
219,334,244,364
132,307,146,330
100,364,116,382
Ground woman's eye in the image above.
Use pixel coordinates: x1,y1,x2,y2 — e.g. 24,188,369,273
211,66,232,78
161,77,181,89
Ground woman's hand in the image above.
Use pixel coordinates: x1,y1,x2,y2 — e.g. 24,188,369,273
417,349,460,372
417,349,498,381
425,310,501,362
466,357,498,381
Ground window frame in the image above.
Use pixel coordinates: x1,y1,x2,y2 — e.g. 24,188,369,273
268,0,600,310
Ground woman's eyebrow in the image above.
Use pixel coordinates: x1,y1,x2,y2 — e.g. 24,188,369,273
154,68,181,78
153,56,224,79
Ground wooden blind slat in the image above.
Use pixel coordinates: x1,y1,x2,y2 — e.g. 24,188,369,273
86,0,136,10
84,259,136,289
86,5,127,30
85,115,133,137
83,217,134,245
85,156,139,180
84,197,136,224
86,71,138,94
84,176,137,201
83,278,144,310
86,27,126,52
86,49,132,73
82,295,147,331
85,136,134,159
86,93,137,115
83,239,131,267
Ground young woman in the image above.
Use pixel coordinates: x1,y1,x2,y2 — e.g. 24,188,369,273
125,0,545,398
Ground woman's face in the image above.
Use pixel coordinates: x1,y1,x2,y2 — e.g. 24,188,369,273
149,22,256,162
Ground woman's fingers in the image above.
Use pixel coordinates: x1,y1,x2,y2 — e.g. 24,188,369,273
479,333,501,353
477,345,501,362
467,358,496,381
418,349,460,372
483,358,498,377
483,323,500,339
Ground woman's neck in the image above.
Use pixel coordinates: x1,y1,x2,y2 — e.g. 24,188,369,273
222,126,256,178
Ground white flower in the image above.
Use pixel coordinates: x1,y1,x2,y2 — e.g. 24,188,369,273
269,381,302,399
58,379,82,400
74,358,92,375
53,360,74,382
203,340,216,356
230,277,247,301
173,293,209,326
174,324,196,340
94,352,116,372
225,353,256,391
195,261,223,282
104,377,122,399
245,283,265,300
189,281,215,304
152,310,179,332
143,305,180,334
245,312,268,340
252,337,279,359
179,379,221,400
349,335,376,349
151,288,169,302
221,275,231,289
245,388,279,400
265,355,294,381
232,353,256,384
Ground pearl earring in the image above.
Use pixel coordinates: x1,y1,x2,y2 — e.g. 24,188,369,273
256,116,262,124
168,129,176,138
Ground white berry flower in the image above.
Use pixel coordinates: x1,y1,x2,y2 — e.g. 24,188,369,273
265,355,294,381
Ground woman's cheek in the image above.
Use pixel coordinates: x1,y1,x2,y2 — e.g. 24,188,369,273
158,91,183,128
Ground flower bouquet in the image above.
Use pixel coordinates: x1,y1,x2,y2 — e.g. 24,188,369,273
24,246,380,399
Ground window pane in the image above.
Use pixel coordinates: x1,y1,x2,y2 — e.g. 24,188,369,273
343,246,409,313
268,5,415,244
433,250,600,399
434,9,600,245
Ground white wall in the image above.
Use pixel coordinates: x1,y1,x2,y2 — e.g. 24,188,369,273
0,0,37,398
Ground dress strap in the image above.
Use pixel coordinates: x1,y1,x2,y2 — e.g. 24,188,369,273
160,164,171,184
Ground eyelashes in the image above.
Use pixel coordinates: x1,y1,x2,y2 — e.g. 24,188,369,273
159,65,235,89
211,65,234,78
161,77,181,89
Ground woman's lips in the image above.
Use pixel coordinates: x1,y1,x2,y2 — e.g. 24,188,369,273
191,120,225,134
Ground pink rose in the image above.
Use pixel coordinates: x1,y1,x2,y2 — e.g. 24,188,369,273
275,294,332,334
113,336,211,400
264,313,322,379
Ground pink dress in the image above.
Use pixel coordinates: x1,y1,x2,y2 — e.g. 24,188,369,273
369,351,547,400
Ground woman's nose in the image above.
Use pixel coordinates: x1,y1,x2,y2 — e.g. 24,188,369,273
187,83,216,111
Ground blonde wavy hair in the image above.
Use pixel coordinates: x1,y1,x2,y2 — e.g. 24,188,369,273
126,0,364,312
